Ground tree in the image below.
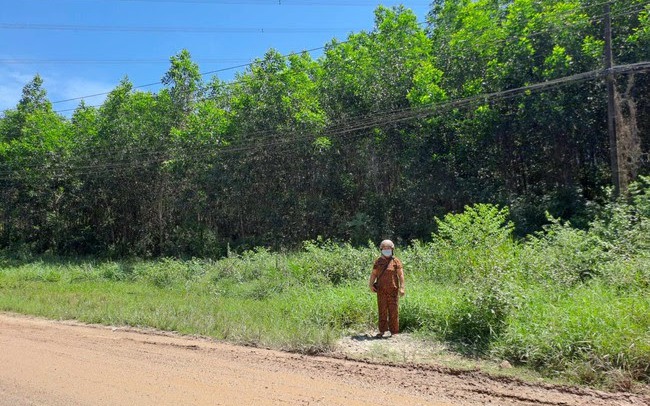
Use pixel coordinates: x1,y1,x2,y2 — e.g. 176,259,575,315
1,74,52,142
0,89,71,252
218,49,328,245
161,49,202,126
319,5,442,241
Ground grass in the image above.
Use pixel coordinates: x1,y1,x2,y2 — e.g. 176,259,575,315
1,190,650,390
0,260,374,353
1,255,647,390
493,283,650,385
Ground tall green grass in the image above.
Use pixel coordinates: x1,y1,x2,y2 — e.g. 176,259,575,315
1,177,649,388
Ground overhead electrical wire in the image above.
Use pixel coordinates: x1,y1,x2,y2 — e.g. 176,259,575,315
49,44,331,106
39,0,646,109
0,58,253,65
0,3,636,174
38,0,629,7
0,0,646,178
5,0,624,36
3,0,632,66
0,61,648,180
0,69,646,180
45,21,625,111
0,22,352,33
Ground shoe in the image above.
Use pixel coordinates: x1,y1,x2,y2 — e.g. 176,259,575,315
374,333,384,339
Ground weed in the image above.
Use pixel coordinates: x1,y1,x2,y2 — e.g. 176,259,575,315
1,194,650,389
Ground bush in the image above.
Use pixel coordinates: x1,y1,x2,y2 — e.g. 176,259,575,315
399,283,464,335
434,203,514,250
444,283,513,352
296,239,375,285
2,191,650,388
493,283,650,384
590,176,650,256
430,204,519,283
522,216,609,286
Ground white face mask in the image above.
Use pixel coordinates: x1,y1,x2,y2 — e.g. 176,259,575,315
381,249,392,257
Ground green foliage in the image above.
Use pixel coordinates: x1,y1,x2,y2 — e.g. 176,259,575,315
2,196,650,387
494,284,650,384
397,283,459,333
434,204,514,250
590,176,650,256
203,240,375,291
0,1,650,389
429,204,518,282
2,2,649,255
162,49,203,122
445,284,512,351
523,216,609,285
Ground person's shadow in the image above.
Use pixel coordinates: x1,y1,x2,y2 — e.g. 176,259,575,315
351,334,384,341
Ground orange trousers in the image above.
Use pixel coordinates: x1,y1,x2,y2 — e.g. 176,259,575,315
377,290,399,334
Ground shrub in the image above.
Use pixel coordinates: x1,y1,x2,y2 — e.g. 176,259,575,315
590,176,650,256
398,284,463,335
430,204,518,283
297,239,375,285
434,203,514,249
444,283,513,352
522,216,609,286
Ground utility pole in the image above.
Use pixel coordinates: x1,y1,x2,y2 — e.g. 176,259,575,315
604,2,622,196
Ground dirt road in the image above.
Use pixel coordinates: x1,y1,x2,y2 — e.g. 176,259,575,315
0,313,647,406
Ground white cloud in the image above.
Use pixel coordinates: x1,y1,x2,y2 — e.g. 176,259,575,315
48,77,114,116
0,69,34,112
51,77,113,106
0,66,114,116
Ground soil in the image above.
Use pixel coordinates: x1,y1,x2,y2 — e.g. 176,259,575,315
1,313,648,406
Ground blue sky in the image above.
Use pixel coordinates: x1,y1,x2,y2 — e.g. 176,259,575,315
1,0,432,115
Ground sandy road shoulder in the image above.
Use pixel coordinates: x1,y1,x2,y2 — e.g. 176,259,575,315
0,313,648,406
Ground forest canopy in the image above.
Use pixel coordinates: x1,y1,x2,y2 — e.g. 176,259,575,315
1,0,649,257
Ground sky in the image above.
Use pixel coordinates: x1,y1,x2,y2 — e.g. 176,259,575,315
1,0,432,116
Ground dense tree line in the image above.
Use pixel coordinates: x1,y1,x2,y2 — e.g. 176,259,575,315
1,1,649,257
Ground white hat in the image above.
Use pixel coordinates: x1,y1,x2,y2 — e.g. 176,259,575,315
379,239,394,249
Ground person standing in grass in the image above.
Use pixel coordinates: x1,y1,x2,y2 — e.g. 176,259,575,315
368,239,405,338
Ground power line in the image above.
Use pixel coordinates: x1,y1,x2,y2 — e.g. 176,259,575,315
49,45,330,106
9,2,622,68
43,18,428,107
40,0,624,7
1,62,648,179
0,58,253,65
0,0,642,128
0,22,353,33
10,0,623,35
46,0,646,109
27,0,646,167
